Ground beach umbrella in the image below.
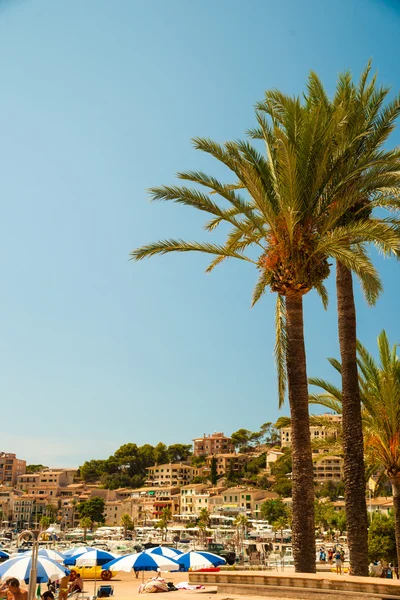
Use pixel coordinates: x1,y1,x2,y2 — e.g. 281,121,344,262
67,548,116,597
145,547,183,558
22,549,65,563
0,551,9,560
103,552,178,582
64,549,115,566
0,555,68,583
63,546,95,558
174,550,226,571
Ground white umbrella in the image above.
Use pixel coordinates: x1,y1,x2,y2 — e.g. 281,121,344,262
69,548,116,597
0,554,68,583
145,547,182,559
63,546,96,557
104,552,178,582
175,550,226,571
22,549,65,563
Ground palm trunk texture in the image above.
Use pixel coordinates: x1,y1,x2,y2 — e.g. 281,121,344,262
391,477,400,568
286,292,316,573
336,261,369,576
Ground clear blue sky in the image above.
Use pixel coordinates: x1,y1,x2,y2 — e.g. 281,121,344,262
1,0,399,466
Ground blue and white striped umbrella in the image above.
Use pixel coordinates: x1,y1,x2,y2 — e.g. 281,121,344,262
69,549,116,567
145,547,183,559
175,551,226,571
63,546,96,558
0,555,68,583
23,549,65,563
0,550,9,560
103,552,178,573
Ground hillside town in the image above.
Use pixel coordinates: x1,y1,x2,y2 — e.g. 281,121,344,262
0,417,393,533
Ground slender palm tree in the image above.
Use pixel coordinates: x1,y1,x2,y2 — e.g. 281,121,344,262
295,64,400,575
120,512,133,538
234,514,249,560
79,516,92,542
198,508,210,544
309,330,400,566
132,75,399,572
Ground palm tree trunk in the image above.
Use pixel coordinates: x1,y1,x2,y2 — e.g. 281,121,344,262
285,292,316,573
336,261,368,576
391,477,400,568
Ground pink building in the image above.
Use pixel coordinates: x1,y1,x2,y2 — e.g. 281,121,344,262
192,433,234,457
0,453,26,486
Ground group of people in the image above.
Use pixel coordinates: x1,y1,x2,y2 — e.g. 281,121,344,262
0,572,84,600
53,572,84,600
319,546,346,575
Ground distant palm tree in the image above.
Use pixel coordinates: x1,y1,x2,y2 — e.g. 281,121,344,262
120,513,134,538
79,516,92,542
273,515,289,545
198,508,210,543
132,72,399,572
157,507,172,541
234,514,249,560
310,330,400,567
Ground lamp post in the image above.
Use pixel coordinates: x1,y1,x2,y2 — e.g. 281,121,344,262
17,529,48,600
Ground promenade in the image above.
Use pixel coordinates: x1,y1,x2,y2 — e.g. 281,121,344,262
188,569,400,600
72,568,400,600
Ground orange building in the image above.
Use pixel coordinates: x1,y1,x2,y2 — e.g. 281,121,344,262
192,433,234,457
0,453,26,486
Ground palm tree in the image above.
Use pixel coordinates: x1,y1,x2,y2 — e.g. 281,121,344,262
197,508,210,544
120,513,134,538
310,330,400,567
79,516,92,542
157,507,172,541
273,515,289,546
39,515,51,531
234,514,249,560
295,64,400,576
131,72,399,572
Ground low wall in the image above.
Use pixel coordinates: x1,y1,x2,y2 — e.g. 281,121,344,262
188,570,400,599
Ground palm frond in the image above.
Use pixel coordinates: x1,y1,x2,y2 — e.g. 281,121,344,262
131,239,256,263
315,282,329,309
251,269,271,306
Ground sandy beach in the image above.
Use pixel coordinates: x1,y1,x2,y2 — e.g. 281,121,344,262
59,569,294,600
17,570,293,600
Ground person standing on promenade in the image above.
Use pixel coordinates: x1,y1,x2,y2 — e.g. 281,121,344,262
334,549,342,575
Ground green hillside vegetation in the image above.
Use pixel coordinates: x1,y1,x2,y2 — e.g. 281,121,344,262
79,442,192,489
78,422,283,490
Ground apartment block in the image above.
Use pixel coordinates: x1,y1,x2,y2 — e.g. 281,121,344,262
280,414,342,448
0,453,26,486
12,495,47,529
205,453,247,476
219,487,279,517
145,463,195,487
180,484,208,516
313,455,344,483
131,486,180,522
104,500,134,526
193,433,234,457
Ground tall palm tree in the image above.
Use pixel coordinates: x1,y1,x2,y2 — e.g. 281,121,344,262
256,63,400,575
132,75,399,572
316,65,400,576
309,330,400,567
